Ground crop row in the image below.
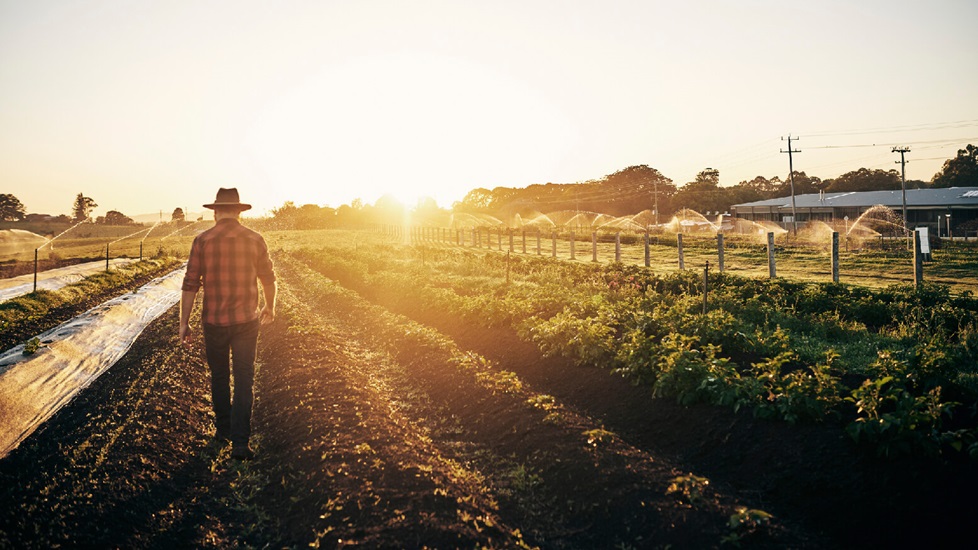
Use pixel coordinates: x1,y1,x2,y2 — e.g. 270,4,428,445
0,257,183,351
286,242,978,460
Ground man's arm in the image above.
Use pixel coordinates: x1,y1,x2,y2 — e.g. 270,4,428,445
259,280,277,325
179,289,197,346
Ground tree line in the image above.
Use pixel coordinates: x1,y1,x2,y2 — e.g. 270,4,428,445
2,145,976,227
453,144,978,221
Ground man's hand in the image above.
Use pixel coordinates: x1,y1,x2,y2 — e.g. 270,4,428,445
259,306,275,325
179,322,193,347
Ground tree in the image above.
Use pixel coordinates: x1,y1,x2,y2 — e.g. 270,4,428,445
824,168,901,192
100,210,135,225
601,165,676,217
0,193,26,221
71,193,97,222
674,168,726,213
777,171,823,196
453,188,496,212
932,144,978,188
171,207,186,222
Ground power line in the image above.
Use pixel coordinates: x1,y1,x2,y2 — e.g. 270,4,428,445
801,119,978,138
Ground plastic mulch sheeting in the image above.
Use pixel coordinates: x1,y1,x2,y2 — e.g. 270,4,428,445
0,266,186,459
0,259,136,303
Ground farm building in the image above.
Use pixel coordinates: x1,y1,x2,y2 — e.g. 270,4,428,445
731,187,978,237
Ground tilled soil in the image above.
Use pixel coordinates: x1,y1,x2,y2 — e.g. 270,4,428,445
0,252,974,549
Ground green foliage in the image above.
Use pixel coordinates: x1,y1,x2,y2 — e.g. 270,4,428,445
22,337,41,355
666,474,710,506
845,352,958,457
722,507,773,547
282,237,978,461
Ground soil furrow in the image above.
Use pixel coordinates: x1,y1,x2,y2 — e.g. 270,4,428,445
279,253,819,548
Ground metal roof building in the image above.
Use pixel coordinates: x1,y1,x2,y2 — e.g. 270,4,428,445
731,187,978,236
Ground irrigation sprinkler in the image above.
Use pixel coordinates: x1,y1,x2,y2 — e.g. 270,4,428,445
33,248,38,292
767,232,777,278
105,244,110,271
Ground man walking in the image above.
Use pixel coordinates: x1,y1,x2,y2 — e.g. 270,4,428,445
179,188,276,460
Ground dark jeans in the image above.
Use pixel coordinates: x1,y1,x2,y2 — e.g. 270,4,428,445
203,318,260,446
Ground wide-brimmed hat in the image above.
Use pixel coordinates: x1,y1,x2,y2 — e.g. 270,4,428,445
204,188,252,211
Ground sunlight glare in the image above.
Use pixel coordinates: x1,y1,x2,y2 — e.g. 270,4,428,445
245,51,578,209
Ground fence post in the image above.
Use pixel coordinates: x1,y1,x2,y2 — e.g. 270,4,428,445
644,230,650,267
677,233,685,270
105,244,110,271
522,230,526,254
615,232,621,262
591,231,598,262
767,232,776,278
703,260,709,314
831,231,840,283
33,248,38,292
914,229,924,287
717,233,725,272
552,231,557,258
570,231,576,260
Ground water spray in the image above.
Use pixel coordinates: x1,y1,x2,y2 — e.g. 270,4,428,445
33,220,91,292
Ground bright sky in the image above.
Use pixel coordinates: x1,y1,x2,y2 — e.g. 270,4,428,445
2,0,977,218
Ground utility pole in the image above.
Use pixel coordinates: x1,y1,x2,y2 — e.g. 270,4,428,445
781,135,801,234
893,146,911,234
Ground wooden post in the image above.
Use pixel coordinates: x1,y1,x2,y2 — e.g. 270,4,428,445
33,248,38,292
831,231,840,283
615,232,621,263
551,232,557,258
522,230,526,254
644,230,650,267
717,233,725,272
570,232,576,260
914,229,924,287
767,232,776,278
703,260,709,314
591,231,597,262
677,233,685,270
105,244,110,271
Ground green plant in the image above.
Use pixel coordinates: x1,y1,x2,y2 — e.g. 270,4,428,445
22,337,41,355
722,507,773,546
665,474,710,506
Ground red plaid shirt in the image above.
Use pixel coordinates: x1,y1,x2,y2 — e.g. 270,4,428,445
182,219,276,326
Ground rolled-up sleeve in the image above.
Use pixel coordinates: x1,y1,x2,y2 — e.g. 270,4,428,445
182,238,204,292
255,239,276,287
